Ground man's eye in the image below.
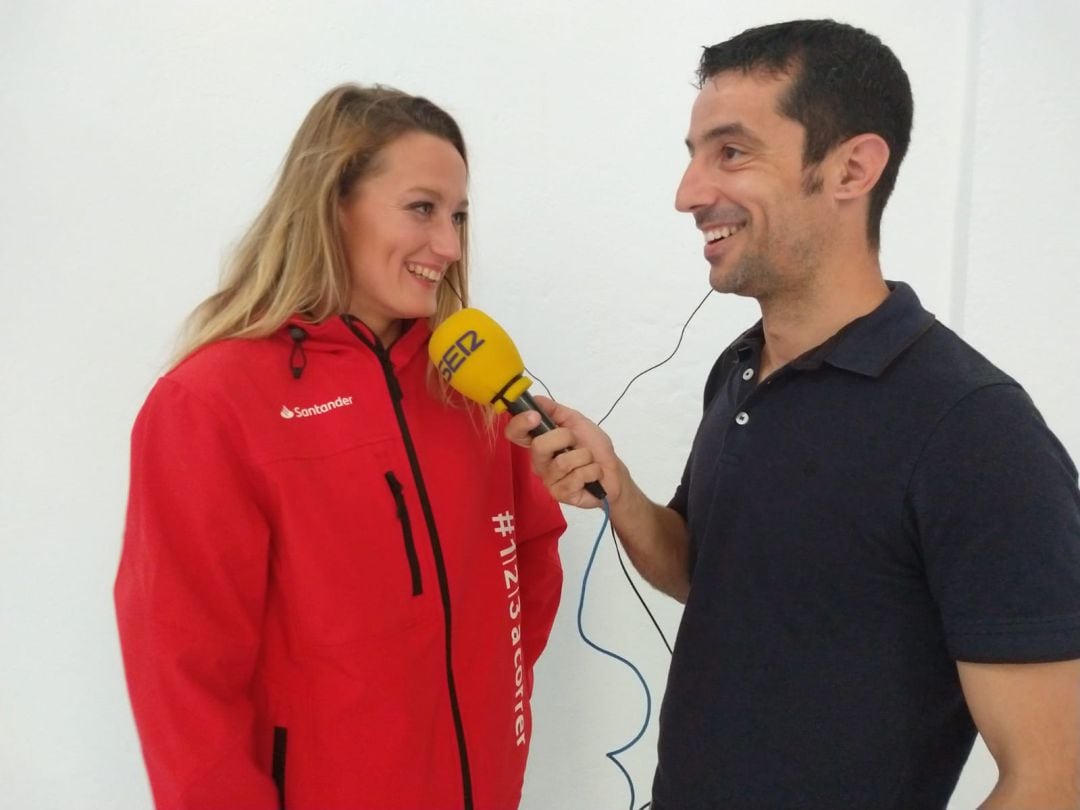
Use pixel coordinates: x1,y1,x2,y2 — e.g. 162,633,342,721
721,146,745,161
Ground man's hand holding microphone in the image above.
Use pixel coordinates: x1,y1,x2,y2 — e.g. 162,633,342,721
429,308,691,602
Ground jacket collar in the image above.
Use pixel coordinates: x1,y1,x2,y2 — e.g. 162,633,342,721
734,281,936,378
281,315,432,376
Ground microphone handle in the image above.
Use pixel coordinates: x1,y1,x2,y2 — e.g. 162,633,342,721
508,391,607,500
511,391,558,436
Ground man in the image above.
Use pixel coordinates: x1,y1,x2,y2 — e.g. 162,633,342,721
508,19,1080,809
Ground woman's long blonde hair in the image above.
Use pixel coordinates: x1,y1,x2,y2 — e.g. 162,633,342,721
174,83,470,364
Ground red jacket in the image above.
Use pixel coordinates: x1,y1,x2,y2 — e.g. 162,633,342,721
115,315,566,810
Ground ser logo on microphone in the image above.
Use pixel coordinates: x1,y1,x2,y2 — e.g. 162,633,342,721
436,329,485,382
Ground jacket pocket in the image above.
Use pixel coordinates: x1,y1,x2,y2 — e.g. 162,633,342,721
272,726,287,810
384,471,423,596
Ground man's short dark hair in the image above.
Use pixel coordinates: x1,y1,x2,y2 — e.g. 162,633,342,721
698,19,913,249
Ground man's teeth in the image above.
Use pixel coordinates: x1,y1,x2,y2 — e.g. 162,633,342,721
704,224,744,243
406,263,442,281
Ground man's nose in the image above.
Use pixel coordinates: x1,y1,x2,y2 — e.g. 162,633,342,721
675,159,712,214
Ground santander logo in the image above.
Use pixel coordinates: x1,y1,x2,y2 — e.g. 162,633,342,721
280,395,354,419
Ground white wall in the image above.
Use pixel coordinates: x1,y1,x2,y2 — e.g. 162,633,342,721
1,1,1076,807
943,2,1080,804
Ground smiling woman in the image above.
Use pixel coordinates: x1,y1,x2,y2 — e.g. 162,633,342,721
112,84,566,810
339,129,469,345
172,85,473,362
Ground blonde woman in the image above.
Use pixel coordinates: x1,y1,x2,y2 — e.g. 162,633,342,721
115,84,566,810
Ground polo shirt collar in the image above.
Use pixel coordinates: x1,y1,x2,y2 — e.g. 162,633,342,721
733,281,936,378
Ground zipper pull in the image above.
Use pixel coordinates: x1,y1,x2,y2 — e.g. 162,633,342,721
384,472,406,517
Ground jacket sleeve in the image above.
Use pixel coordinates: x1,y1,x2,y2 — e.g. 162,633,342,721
114,377,279,809
510,441,566,674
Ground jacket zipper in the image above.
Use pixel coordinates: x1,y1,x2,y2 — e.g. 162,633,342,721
342,316,474,810
272,726,287,810
384,470,423,595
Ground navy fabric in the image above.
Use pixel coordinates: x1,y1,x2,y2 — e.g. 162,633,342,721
656,282,1080,809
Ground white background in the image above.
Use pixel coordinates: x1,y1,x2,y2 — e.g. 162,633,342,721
2,1,1078,807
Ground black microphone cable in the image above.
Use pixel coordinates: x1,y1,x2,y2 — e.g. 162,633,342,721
524,287,714,810
525,286,712,658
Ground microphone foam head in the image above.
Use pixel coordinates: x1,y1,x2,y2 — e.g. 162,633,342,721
428,308,532,412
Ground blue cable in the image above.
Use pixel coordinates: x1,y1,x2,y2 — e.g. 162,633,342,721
525,290,710,809
576,497,653,810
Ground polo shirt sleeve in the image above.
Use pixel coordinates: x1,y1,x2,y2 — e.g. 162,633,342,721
908,382,1080,663
668,456,691,519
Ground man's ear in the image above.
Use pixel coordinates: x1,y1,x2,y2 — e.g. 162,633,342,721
832,133,890,201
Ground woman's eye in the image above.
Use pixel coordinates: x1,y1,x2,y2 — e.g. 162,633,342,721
452,211,468,226
410,202,434,215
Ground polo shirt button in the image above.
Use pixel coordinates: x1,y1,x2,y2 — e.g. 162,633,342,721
735,411,750,425
742,368,755,381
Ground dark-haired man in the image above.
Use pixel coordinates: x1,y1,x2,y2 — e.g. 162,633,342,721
508,19,1080,809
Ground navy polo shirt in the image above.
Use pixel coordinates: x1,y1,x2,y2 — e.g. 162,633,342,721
654,282,1080,809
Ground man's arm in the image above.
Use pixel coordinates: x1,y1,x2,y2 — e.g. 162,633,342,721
505,396,693,602
958,659,1080,809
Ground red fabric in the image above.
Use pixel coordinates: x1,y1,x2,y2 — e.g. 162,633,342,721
115,317,566,810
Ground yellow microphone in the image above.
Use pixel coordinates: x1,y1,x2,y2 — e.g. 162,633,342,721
429,308,606,499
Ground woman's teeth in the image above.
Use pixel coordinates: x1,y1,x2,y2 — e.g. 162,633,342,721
406,263,442,281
